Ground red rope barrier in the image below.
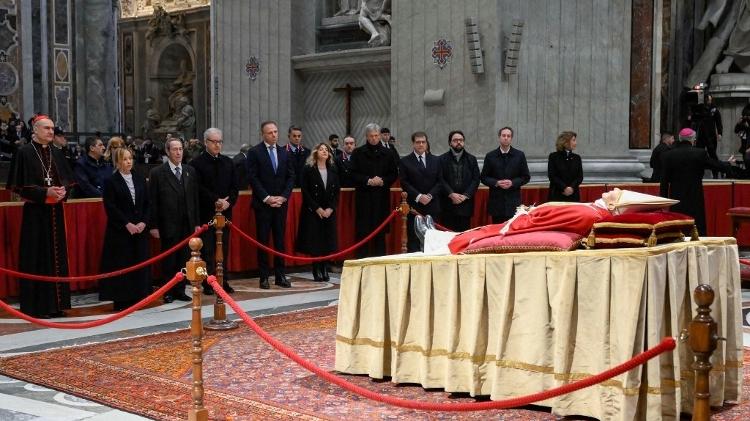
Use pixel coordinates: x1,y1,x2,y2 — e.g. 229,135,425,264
0,225,208,282
0,272,184,329
739,258,750,266
209,277,676,411
229,210,399,262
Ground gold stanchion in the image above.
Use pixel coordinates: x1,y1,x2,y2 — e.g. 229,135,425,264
205,203,238,331
399,192,409,254
186,238,208,421
688,284,718,421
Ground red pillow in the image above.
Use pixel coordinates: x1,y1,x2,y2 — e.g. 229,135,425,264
461,231,583,254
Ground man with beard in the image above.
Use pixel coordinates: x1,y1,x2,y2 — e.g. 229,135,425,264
438,130,480,232
350,123,398,257
7,114,75,318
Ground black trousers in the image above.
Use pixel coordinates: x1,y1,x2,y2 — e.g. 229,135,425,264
161,232,190,296
440,211,471,232
254,204,287,278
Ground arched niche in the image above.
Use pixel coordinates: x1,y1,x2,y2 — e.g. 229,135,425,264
149,37,196,121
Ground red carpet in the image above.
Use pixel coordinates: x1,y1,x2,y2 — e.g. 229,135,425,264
0,306,746,420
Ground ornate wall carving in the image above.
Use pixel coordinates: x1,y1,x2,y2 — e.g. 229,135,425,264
120,0,210,19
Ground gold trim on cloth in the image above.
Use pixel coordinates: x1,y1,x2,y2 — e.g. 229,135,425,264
337,335,684,396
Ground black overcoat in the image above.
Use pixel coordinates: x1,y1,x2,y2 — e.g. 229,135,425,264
98,172,151,303
547,150,583,202
295,164,340,255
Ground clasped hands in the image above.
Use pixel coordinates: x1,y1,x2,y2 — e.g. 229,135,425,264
448,192,467,204
366,176,384,187
266,196,287,208
126,222,147,235
315,208,334,219
495,179,513,189
45,186,67,202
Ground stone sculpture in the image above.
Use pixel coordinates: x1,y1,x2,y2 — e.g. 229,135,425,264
358,0,391,47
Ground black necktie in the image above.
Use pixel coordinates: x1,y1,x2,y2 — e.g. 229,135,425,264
418,155,425,168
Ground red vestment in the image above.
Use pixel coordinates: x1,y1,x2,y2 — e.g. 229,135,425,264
447,203,611,254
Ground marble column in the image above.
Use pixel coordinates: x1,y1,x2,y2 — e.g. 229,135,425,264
74,0,119,133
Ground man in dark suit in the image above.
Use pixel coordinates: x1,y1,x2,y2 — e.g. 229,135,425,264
481,126,530,223
399,131,442,252
660,128,734,235
380,126,400,167
247,121,295,289
336,135,356,187
190,128,239,295
233,144,250,190
149,138,201,302
649,132,674,182
285,125,310,187
439,130,480,232
350,123,398,257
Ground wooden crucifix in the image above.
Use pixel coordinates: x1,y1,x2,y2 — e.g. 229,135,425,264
333,83,364,135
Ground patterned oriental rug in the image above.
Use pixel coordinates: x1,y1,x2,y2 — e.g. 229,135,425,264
0,306,747,421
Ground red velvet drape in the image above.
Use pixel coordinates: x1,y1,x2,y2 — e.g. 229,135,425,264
1,182,748,298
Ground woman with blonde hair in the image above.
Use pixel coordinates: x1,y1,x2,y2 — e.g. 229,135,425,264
295,143,341,282
103,136,125,163
547,130,583,202
98,147,151,310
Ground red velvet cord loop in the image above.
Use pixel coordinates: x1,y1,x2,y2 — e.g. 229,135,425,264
209,277,676,412
229,210,399,262
0,272,184,329
0,225,208,282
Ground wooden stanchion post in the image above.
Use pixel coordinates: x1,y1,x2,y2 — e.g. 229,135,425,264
185,238,208,421
399,192,409,254
205,204,238,331
689,284,718,421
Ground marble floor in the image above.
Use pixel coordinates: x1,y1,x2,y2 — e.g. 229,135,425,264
0,270,748,421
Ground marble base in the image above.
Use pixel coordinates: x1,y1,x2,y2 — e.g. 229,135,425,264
524,157,647,183
710,73,750,98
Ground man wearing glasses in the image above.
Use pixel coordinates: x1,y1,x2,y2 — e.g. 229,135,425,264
190,128,239,294
438,130,480,232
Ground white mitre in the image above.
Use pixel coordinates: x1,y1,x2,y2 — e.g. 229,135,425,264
608,189,679,214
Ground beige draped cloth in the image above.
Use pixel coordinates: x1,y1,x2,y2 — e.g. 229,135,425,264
335,238,743,420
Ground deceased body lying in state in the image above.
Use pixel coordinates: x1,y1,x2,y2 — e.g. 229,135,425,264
416,188,697,255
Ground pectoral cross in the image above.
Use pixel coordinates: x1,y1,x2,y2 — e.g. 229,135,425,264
44,177,52,186
333,83,364,135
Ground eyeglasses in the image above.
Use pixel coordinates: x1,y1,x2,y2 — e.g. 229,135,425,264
206,139,224,144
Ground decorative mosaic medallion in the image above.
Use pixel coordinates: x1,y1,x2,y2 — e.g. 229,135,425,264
431,38,453,69
0,61,18,95
245,56,260,81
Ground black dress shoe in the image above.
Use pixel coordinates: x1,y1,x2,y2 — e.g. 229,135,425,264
259,277,270,289
275,275,291,288
163,294,174,303
48,311,67,318
173,292,192,301
224,281,235,294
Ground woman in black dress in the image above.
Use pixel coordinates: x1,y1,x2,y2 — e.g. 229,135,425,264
296,143,340,282
99,147,151,310
547,131,583,202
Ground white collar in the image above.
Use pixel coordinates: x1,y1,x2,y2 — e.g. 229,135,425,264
168,160,181,172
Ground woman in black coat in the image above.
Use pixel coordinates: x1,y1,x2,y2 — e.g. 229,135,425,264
99,147,151,310
296,143,340,282
547,131,583,202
